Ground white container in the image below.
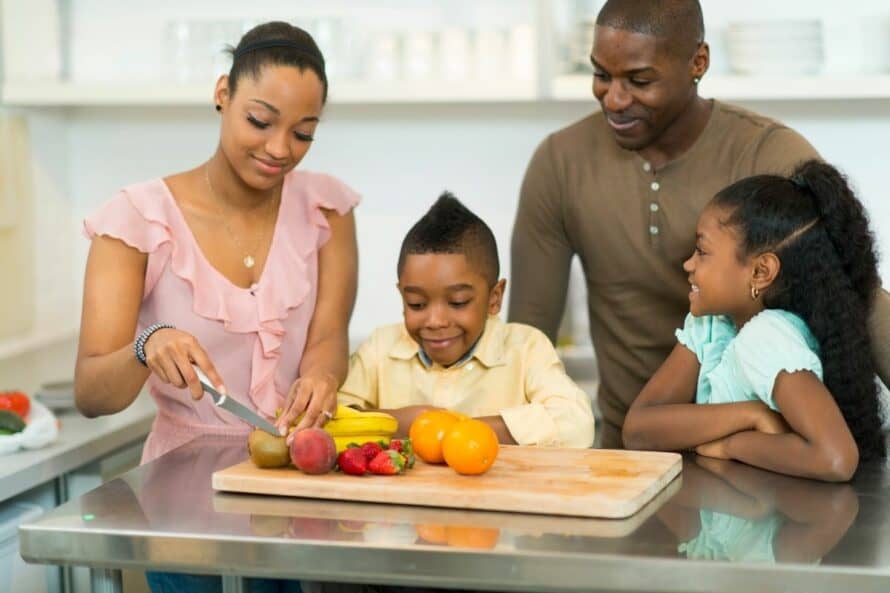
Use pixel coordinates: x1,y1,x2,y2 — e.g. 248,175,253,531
367,32,400,81
0,502,46,593
402,31,436,80
473,28,507,80
439,28,471,81
726,20,824,75
508,24,536,82
0,0,61,82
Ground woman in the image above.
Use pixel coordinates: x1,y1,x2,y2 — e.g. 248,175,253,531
75,20,358,466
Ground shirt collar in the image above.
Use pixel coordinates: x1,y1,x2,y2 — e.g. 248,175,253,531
388,316,508,369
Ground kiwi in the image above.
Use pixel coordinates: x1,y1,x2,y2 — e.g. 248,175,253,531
247,429,290,468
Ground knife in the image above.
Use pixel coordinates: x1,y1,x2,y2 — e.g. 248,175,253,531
192,366,280,436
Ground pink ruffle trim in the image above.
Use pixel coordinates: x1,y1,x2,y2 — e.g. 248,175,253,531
84,170,360,418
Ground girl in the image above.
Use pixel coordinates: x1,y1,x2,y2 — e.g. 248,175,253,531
623,160,886,481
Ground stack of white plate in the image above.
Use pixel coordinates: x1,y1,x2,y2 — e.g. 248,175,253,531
35,380,75,412
726,20,824,75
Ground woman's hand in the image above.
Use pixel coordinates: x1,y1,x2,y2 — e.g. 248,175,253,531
143,328,226,400
278,372,340,441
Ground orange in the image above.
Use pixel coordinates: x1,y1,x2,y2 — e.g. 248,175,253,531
415,523,448,544
441,419,499,475
445,526,500,549
409,410,461,464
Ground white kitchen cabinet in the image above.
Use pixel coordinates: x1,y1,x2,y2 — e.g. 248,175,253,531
1,482,59,593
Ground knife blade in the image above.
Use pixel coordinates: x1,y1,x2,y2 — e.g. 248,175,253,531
192,367,280,435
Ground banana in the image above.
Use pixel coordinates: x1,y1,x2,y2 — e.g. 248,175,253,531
324,415,398,435
286,405,399,452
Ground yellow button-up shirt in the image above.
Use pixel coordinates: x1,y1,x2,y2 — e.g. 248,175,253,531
338,316,595,448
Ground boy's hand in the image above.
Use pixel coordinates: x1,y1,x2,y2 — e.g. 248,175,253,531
381,405,440,437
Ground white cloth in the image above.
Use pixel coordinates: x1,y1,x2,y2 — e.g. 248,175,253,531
0,400,58,455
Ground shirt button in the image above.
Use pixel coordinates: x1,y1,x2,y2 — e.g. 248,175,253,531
650,181,660,191
650,203,659,212
465,363,475,371
642,162,652,172
649,225,660,235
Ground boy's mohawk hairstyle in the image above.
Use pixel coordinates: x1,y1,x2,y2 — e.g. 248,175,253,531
398,192,500,285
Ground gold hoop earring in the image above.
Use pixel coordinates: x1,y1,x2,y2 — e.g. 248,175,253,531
750,285,760,300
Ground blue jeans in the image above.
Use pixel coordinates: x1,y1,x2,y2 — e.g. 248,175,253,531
146,571,302,593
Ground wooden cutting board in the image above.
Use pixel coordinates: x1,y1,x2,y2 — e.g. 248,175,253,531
213,446,681,519
213,473,682,539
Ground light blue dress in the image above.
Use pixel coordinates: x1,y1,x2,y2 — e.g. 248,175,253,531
679,510,785,562
675,309,823,410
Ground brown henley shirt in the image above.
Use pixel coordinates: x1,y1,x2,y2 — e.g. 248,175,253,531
510,100,890,448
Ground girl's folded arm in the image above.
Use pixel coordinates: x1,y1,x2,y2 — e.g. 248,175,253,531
724,370,859,482
623,344,775,451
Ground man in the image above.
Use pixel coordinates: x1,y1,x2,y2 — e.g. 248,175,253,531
509,0,890,448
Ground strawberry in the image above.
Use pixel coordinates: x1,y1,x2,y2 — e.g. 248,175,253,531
337,447,368,476
388,438,415,468
358,441,385,462
368,450,406,475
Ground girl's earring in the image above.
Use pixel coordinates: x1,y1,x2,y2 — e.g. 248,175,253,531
215,104,222,112
693,76,701,84
750,284,760,300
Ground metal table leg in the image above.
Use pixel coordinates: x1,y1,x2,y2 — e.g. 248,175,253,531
222,575,247,593
89,568,122,593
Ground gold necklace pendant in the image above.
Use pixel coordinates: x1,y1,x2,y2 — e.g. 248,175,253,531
205,164,276,273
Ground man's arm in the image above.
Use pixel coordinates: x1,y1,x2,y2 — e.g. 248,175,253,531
751,126,821,176
508,136,574,342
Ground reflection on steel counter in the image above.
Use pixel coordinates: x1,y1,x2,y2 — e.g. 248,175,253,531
19,437,890,593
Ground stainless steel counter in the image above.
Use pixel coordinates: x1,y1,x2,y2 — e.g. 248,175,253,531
19,436,890,593
0,395,156,502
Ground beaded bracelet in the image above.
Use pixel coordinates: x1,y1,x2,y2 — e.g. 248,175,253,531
134,323,175,366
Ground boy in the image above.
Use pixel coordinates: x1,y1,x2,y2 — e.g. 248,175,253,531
338,193,595,448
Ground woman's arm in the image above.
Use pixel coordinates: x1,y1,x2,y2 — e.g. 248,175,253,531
75,236,227,417
623,344,787,451
705,370,859,482
74,236,151,416
279,208,358,435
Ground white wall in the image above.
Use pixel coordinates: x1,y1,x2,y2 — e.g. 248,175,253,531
61,99,890,343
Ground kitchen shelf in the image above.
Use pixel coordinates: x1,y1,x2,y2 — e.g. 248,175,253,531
7,74,890,107
552,73,890,102
0,79,537,107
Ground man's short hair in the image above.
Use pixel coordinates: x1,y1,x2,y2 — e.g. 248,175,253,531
596,0,704,58
397,192,500,286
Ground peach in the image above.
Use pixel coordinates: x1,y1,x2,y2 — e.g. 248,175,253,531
289,428,337,474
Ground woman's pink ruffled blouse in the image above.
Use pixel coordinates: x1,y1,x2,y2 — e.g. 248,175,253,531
84,170,360,463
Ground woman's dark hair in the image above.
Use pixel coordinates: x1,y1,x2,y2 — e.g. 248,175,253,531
712,159,885,461
225,21,327,103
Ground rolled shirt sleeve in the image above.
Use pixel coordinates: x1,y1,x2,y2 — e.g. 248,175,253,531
500,329,595,448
